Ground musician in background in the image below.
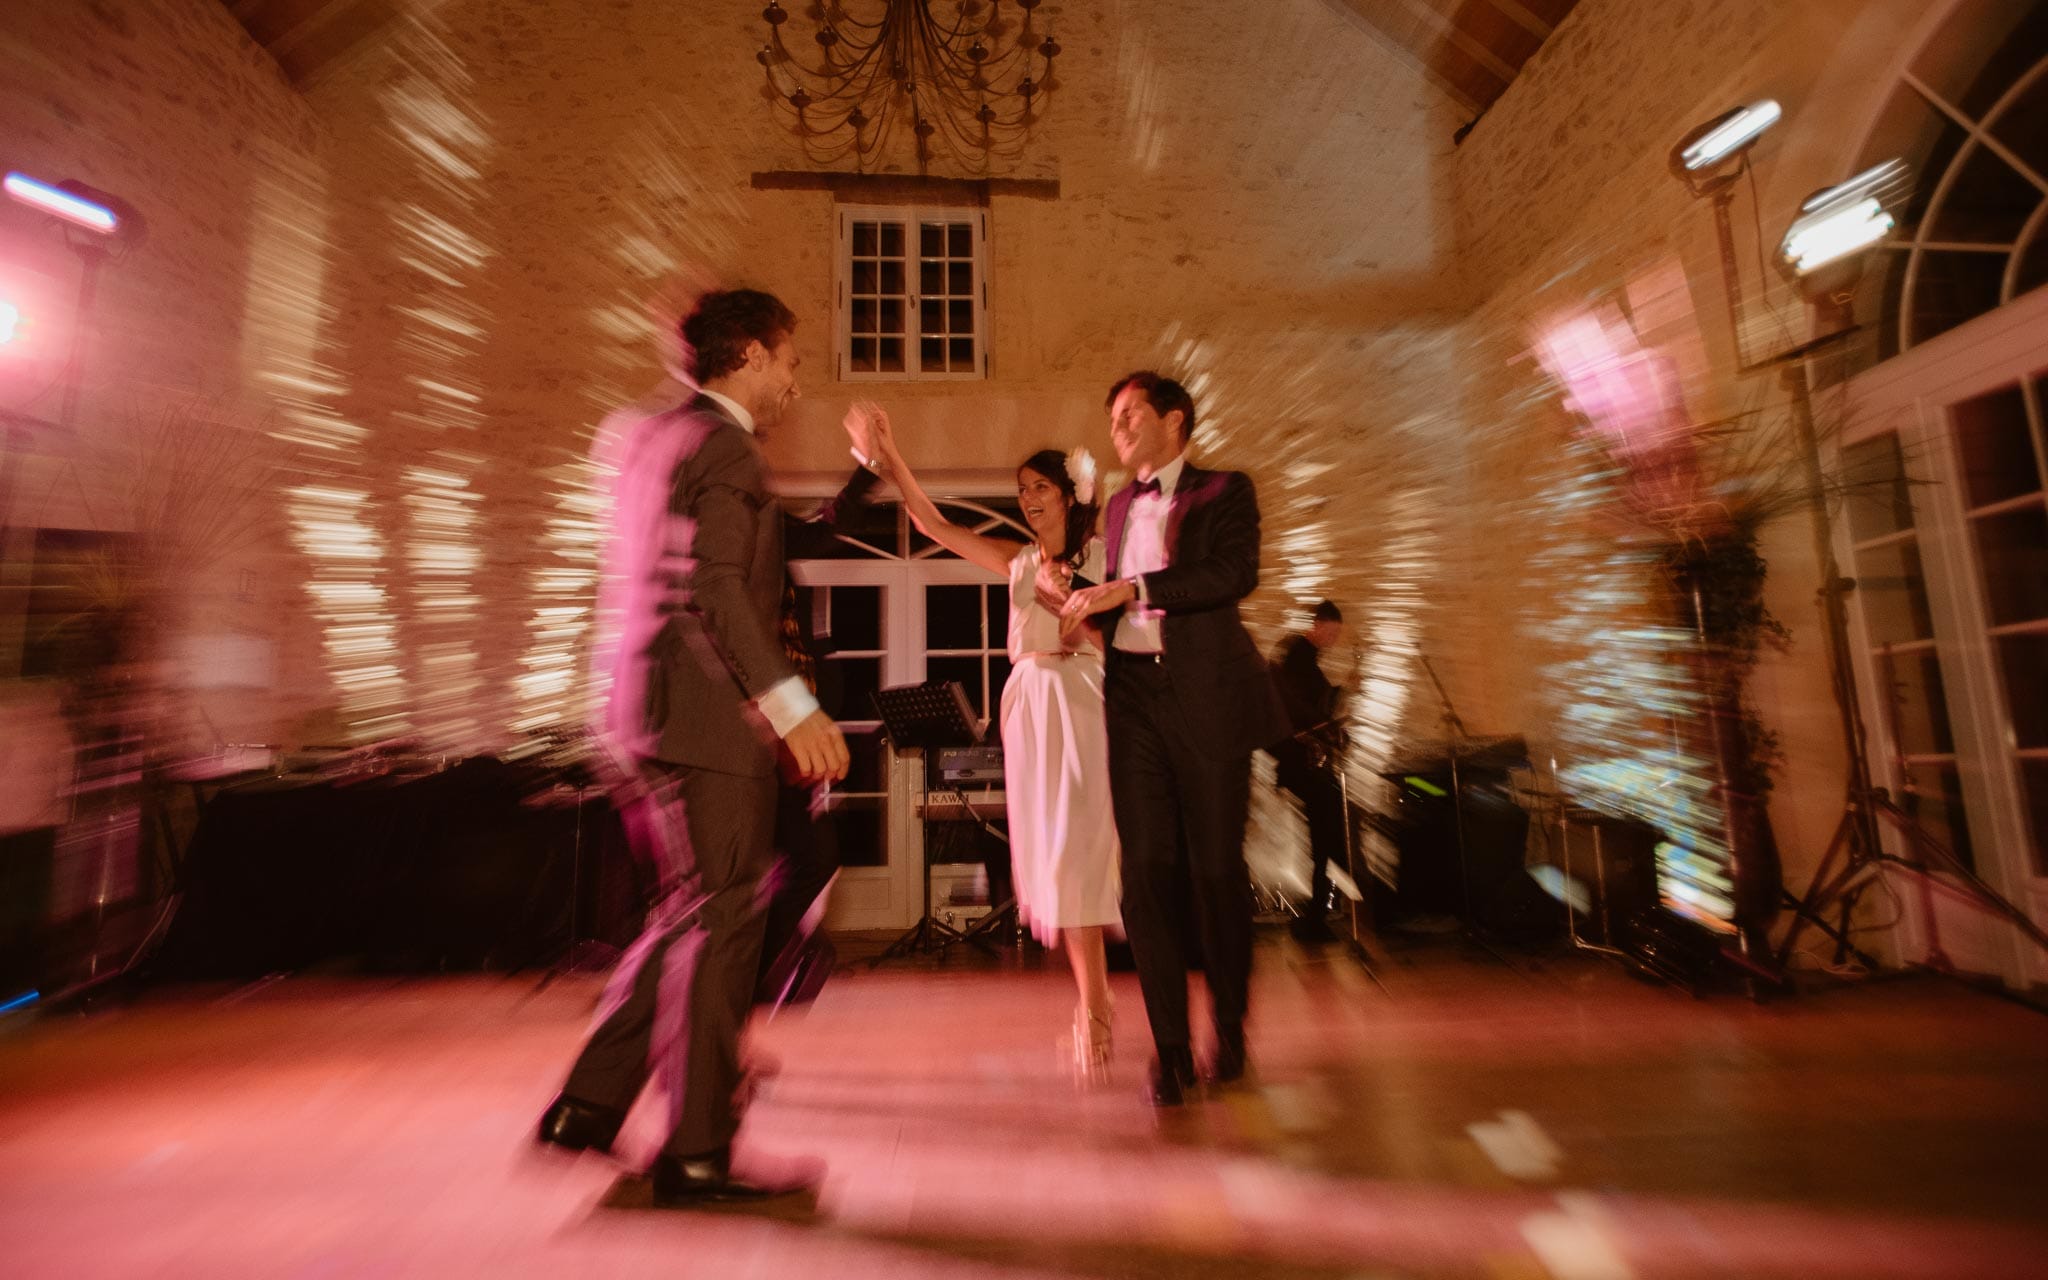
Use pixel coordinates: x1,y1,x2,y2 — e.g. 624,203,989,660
1268,600,1348,944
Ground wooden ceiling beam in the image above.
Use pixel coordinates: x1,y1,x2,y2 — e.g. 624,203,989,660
1484,0,1558,41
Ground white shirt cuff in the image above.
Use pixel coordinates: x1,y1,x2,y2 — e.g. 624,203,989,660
1130,573,1150,606
756,675,822,739
851,446,882,473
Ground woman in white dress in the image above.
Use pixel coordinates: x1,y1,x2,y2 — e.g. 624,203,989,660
864,409,1121,1080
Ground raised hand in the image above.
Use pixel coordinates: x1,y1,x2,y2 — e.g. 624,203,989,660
842,400,882,462
865,403,897,459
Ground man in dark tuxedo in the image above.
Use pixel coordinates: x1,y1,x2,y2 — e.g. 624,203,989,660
1061,371,1288,1106
536,289,849,1204
1268,599,1348,943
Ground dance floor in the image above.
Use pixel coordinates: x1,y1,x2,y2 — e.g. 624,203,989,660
2,934,2045,1279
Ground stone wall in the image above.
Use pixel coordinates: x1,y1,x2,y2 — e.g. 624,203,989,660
280,0,1468,744
0,0,331,745
0,0,1965,881
1437,0,1946,914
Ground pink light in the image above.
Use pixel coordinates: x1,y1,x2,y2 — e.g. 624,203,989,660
1533,300,1706,520
3,172,120,235
0,299,18,346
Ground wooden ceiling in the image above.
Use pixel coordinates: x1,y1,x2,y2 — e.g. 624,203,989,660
229,0,1583,116
225,0,407,88
1322,0,1583,122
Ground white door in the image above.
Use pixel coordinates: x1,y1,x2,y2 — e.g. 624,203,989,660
786,489,1023,932
1839,283,2048,986
791,560,920,931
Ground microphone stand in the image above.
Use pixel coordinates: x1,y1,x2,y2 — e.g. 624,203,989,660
1417,654,1506,963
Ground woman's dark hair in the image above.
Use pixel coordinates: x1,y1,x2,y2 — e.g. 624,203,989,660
1018,449,1098,569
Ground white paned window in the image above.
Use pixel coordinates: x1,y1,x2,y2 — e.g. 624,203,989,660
837,205,988,381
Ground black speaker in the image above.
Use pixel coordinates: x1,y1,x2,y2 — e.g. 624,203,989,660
1384,769,1550,940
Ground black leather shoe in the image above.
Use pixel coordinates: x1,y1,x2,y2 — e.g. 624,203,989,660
1145,1049,1198,1107
649,1149,817,1206
536,1094,623,1156
1204,1027,1248,1088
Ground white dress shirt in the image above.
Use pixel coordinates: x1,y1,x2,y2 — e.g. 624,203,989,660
1113,451,1189,654
696,387,820,739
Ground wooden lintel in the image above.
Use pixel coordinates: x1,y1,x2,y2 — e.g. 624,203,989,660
749,171,1061,204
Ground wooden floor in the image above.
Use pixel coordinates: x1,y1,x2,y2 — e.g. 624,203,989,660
2,932,2045,1279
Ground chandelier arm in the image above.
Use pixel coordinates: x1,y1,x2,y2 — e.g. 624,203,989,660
770,36,890,90
826,2,888,35
761,0,1054,174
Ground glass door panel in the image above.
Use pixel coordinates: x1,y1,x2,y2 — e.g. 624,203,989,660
802,582,889,868
1845,431,1976,869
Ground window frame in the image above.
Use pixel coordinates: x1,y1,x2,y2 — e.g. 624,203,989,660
835,203,990,383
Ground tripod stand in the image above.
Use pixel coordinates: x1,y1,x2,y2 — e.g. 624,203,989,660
929,783,1017,959
1776,644,2048,1004
531,765,620,993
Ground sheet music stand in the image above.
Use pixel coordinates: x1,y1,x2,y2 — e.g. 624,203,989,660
869,681,985,964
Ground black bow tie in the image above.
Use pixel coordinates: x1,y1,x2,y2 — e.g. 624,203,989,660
1132,477,1162,497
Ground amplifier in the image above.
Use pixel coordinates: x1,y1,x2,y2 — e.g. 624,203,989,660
938,745,1004,784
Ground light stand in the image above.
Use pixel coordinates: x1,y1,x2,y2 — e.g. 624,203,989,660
1675,137,2045,1001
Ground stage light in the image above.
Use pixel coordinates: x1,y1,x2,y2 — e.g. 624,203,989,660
1670,100,1780,195
3,172,121,236
1674,99,1782,173
0,298,18,346
1778,159,1908,276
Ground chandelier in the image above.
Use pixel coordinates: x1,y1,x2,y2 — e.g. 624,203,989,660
757,1,1062,175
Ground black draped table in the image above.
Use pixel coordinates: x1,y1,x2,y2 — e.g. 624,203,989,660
152,758,646,981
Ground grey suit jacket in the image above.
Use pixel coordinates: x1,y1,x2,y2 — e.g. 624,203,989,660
601,394,794,777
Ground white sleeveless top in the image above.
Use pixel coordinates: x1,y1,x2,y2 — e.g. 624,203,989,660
1007,538,1109,661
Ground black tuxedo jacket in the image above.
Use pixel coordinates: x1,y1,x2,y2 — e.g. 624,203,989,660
1101,462,1289,757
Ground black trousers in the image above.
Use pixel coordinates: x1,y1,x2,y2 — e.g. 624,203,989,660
752,783,838,1004
1105,652,1254,1058
1277,762,1347,910
561,761,775,1158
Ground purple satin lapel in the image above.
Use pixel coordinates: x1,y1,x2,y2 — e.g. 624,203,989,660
1104,487,1132,577
1164,465,1211,558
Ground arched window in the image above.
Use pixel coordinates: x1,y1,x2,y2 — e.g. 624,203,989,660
1854,1,2048,359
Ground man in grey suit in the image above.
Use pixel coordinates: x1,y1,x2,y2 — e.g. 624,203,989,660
537,289,848,1205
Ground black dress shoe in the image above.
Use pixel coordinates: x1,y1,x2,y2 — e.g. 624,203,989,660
1204,1027,1248,1088
649,1149,817,1206
536,1094,623,1155
1145,1050,1198,1107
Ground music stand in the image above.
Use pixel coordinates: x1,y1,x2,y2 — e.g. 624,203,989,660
869,681,983,965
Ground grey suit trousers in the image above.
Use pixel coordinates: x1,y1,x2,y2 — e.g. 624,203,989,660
562,760,776,1157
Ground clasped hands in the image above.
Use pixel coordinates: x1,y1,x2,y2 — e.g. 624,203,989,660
842,400,889,463
1057,576,1136,640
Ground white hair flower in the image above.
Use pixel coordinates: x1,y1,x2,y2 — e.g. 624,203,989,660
1069,447,1098,505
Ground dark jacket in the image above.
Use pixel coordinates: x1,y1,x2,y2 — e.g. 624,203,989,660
602,395,793,777
1101,462,1289,757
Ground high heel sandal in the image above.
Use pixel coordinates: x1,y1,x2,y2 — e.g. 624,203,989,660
1072,1004,1114,1085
